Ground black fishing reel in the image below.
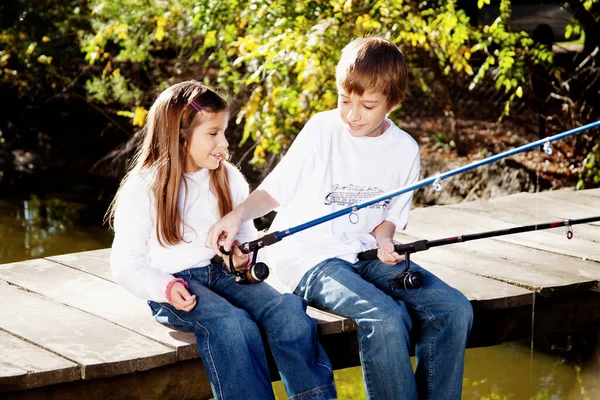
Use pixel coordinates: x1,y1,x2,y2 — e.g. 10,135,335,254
389,253,423,291
216,246,270,285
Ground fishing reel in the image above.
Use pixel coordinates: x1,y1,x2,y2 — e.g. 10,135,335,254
216,246,270,285
357,243,425,290
389,253,424,291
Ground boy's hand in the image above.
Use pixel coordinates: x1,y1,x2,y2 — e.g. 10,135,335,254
206,208,245,255
377,238,406,266
169,282,197,312
222,239,249,272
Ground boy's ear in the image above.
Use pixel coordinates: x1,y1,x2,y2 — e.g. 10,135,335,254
387,102,400,113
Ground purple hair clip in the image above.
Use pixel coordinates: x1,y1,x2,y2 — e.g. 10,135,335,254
189,99,202,112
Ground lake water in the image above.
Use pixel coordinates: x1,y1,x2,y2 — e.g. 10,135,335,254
1,195,598,399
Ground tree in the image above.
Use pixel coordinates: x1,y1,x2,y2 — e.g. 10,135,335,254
81,0,555,167
0,0,125,186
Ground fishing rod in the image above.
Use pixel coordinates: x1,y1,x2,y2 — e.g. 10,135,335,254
356,216,600,290
224,120,600,284
236,120,600,255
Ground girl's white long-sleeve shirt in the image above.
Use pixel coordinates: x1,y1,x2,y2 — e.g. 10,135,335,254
110,163,256,302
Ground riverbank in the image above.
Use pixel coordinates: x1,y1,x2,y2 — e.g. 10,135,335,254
403,117,588,206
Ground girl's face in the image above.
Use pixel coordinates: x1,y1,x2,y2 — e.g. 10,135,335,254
338,90,396,138
185,110,229,172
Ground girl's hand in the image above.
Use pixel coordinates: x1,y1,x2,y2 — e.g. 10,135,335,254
377,238,406,266
169,282,197,312
222,239,249,272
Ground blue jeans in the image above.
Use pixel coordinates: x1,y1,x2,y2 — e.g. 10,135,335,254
294,258,473,400
148,263,336,400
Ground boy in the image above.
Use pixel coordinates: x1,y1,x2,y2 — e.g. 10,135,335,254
207,37,473,400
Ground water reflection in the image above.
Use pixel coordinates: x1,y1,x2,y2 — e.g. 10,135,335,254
272,339,600,399
0,196,113,263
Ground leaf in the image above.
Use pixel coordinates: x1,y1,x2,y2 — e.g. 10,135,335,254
132,106,148,127
515,86,523,98
26,43,37,55
204,30,218,48
565,24,572,39
116,110,133,118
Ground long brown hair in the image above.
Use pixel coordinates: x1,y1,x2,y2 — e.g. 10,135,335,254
106,81,233,246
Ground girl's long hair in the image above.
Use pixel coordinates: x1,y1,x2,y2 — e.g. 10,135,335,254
106,81,233,246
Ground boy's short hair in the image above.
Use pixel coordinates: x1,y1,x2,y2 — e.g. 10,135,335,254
336,37,408,107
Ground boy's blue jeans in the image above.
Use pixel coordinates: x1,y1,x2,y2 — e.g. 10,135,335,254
148,263,336,400
294,257,473,400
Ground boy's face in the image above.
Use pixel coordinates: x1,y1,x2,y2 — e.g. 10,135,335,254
338,90,396,138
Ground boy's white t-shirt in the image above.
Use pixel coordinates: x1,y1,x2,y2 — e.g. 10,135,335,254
258,109,421,292
110,163,257,302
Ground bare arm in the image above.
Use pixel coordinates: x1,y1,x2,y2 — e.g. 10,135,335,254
205,189,280,255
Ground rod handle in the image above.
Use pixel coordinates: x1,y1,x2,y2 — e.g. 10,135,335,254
239,231,283,253
357,240,429,260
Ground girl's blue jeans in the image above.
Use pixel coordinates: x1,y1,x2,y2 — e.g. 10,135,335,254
294,257,473,400
148,263,336,400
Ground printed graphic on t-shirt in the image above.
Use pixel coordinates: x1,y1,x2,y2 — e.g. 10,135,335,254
324,184,391,208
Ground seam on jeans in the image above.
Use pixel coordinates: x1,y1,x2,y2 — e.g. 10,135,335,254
159,303,194,327
158,306,223,399
288,383,337,400
412,302,442,331
357,330,374,400
428,335,435,399
316,360,333,374
195,321,224,400
411,301,441,399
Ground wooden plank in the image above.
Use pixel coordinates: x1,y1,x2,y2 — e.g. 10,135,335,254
570,187,600,198
53,249,355,337
460,191,600,226
398,210,600,296
0,280,175,380
409,205,600,263
413,261,533,310
48,244,526,330
46,249,112,281
307,308,358,335
398,230,549,289
534,190,600,219
0,330,80,391
0,258,198,360
449,197,600,243
2,358,213,400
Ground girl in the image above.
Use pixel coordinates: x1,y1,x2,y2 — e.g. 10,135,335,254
107,81,336,400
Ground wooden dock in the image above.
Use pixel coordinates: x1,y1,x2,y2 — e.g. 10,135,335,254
1,188,599,399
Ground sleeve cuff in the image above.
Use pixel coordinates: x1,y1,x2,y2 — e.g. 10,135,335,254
165,278,189,304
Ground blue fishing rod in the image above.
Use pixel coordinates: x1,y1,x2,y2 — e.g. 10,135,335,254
226,120,600,284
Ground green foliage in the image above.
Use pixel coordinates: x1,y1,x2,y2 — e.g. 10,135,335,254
0,0,90,99
79,0,583,165
85,71,143,105
577,137,600,189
